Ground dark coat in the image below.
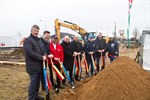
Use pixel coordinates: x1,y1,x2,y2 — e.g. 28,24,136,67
94,37,107,57
61,41,74,70
106,39,119,56
84,40,97,60
23,34,46,74
70,40,83,54
41,37,50,55
70,40,84,60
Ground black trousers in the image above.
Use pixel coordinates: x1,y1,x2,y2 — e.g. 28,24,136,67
28,73,41,100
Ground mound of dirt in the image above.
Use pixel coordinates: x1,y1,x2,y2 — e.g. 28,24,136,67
9,48,24,56
55,56,150,100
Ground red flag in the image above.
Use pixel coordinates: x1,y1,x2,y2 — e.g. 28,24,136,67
128,0,132,4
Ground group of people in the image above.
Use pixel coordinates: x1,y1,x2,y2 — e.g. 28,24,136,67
23,25,119,100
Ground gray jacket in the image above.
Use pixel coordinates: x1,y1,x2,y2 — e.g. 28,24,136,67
23,34,46,74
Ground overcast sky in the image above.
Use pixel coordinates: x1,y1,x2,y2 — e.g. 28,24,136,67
0,0,150,38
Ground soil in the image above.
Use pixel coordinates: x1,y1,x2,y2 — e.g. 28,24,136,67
1,46,149,100
54,56,150,100
0,48,25,62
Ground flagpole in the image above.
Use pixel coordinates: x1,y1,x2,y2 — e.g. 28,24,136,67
127,0,133,56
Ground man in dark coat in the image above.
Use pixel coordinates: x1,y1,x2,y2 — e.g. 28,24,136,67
61,35,75,89
84,34,97,76
23,25,46,100
70,35,84,81
40,31,53,91
106,36,119,62
94,32,107,71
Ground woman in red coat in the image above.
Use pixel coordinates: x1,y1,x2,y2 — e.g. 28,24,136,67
49,34,64,93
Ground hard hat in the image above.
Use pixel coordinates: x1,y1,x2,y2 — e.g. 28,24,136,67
78,36,83,41
88,34,94,38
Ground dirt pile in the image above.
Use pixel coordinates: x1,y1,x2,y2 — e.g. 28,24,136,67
9,48,24,56
55,56,150,100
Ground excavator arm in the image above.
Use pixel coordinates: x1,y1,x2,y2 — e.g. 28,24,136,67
55,18,87,40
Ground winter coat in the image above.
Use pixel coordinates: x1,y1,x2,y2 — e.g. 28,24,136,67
84,40,97,60
70,40,83,54
41,37,50,55
23,34,46,74
49,42,64,64
61,41,74,70
106,39,119,56
70,40,84,60
94,37,107,57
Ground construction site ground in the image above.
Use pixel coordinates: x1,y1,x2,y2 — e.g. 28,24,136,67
1,45,149,100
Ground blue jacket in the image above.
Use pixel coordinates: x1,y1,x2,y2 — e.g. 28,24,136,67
84,40,97,60
106,39,119,56
23,34,46,74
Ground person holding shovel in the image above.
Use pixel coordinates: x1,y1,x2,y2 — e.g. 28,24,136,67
49,34,65,93
61,35,75,89
23,25,46,100
94,32,107,71
106,34,119,62
70,35,84,81
40,30,52,91
84,34,97,76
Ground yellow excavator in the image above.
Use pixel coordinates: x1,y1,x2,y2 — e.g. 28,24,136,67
20,19,95,45
54,18,94,41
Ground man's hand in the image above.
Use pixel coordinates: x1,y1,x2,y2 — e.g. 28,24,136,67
98,49,104,53
82,54,85,57
42,56,47,61
98,50,101,53
54,57,60,61
89,52,94,55
101,49,104,52
73,52,78,56
77,52,81,55
48,54,53,58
